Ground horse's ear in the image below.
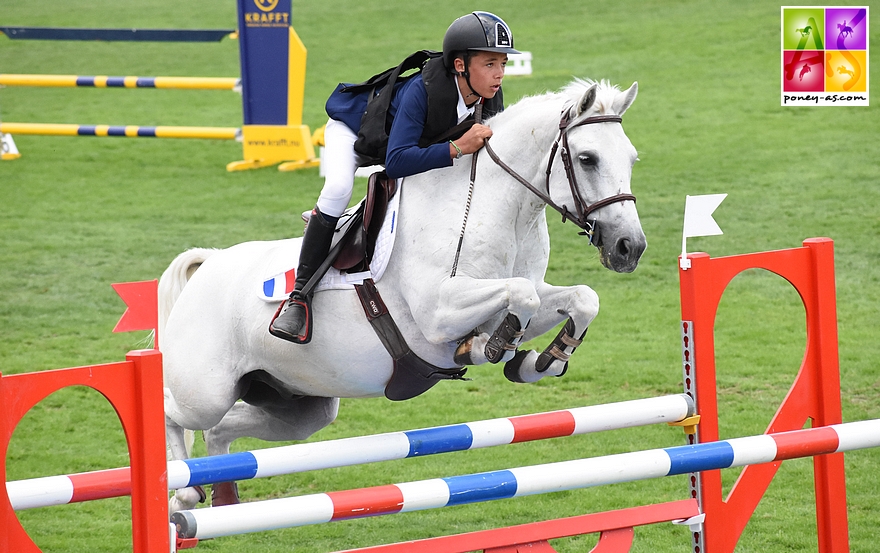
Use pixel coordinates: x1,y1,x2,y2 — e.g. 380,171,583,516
612,82,638,116
576,84,598,117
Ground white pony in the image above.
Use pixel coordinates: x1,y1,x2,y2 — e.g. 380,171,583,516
161,79,646,511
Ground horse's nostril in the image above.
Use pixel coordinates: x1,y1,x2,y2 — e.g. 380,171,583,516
617,237,631,257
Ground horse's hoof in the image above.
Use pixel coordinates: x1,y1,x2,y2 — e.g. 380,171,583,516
169,486,205,513
503,350,531,383
211,482,240,507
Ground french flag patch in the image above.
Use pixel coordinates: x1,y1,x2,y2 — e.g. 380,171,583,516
262,268,296,299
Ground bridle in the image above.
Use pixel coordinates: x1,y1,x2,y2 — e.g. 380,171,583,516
450,103,637,277
482,106,636,240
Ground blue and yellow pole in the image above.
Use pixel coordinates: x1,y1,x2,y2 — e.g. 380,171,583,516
0,74,239,90
0,122,239,140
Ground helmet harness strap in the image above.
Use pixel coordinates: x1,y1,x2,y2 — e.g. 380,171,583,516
458,52,483,102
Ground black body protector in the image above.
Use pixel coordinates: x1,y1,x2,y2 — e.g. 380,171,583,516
418,57,504,147
349,53,504,166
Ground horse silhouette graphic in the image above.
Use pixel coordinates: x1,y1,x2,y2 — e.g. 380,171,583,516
837,65,855,78
799,63,812,81
837,21,854,39
796,25,812,37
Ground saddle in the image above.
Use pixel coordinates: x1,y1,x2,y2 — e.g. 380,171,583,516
310,171,467,401
332,171,398,273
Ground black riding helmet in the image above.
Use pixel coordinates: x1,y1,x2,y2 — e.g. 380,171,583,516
442,11,520,73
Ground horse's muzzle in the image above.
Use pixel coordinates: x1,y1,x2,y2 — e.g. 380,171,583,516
596,230,647,273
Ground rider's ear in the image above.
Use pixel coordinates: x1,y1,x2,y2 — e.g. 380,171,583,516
453,57,466,75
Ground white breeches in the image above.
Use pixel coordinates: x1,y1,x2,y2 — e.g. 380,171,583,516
317,118,371,218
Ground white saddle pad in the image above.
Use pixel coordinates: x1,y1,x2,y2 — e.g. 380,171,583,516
258,189,400,302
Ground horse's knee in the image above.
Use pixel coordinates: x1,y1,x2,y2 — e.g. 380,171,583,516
506,277,541,319
563,285,599,325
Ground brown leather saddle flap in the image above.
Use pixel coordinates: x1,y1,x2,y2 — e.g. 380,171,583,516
333,171,398,272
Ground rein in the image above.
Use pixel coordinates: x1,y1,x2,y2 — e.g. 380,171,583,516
483,108,636,239
449,103,483,278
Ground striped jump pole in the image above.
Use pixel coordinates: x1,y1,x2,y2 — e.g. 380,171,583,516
0,27,234,42
0,74,240,90
0,123,239,140
7,394,696,511
172,418,880,541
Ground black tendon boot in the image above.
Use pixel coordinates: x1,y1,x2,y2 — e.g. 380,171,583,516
269,207,339,344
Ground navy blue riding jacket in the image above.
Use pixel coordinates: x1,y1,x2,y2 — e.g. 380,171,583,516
325,74,454,179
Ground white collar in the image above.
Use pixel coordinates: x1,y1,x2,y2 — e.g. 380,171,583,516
455,79,477,124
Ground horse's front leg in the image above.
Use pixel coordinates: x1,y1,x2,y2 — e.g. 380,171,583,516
503,282,599,383
409,275,541,365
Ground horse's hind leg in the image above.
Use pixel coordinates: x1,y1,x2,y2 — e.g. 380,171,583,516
166,415,206,512
203,396,340,506
164,371,243,511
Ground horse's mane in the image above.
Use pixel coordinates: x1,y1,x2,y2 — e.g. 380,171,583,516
561,78,624,115
496,78,625,126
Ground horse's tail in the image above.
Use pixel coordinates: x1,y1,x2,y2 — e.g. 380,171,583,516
158,248,218,346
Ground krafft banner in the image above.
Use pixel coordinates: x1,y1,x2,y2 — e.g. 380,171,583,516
237,0,292,124
781,7,869,106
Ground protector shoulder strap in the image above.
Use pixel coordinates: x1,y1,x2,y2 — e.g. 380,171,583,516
349,50,441,165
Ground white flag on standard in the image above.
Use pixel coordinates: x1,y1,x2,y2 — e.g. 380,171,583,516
680,193,727,269
683,194,727,237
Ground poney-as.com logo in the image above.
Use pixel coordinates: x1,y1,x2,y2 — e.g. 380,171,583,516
781,7,869,106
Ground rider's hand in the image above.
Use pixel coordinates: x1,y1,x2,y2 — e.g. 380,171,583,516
453,124,493,156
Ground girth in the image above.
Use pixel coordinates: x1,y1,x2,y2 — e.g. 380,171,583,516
354,279,467,401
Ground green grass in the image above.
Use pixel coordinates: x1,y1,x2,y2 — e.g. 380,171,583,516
2,1,879,551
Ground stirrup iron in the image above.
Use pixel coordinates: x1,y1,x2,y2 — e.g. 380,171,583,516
269,293,313,344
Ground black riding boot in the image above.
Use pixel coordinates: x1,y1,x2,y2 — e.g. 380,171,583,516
269,207,338,344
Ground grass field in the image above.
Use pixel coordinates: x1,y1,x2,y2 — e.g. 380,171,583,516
1,1,878,551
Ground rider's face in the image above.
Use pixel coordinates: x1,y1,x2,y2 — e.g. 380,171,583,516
455,51,507,100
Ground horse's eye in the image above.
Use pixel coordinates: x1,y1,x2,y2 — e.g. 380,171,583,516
579,154,597,167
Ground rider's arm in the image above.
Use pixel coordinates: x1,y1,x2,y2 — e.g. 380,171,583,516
385,78,453,179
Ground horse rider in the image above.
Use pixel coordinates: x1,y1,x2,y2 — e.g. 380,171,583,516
269,11,520,344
